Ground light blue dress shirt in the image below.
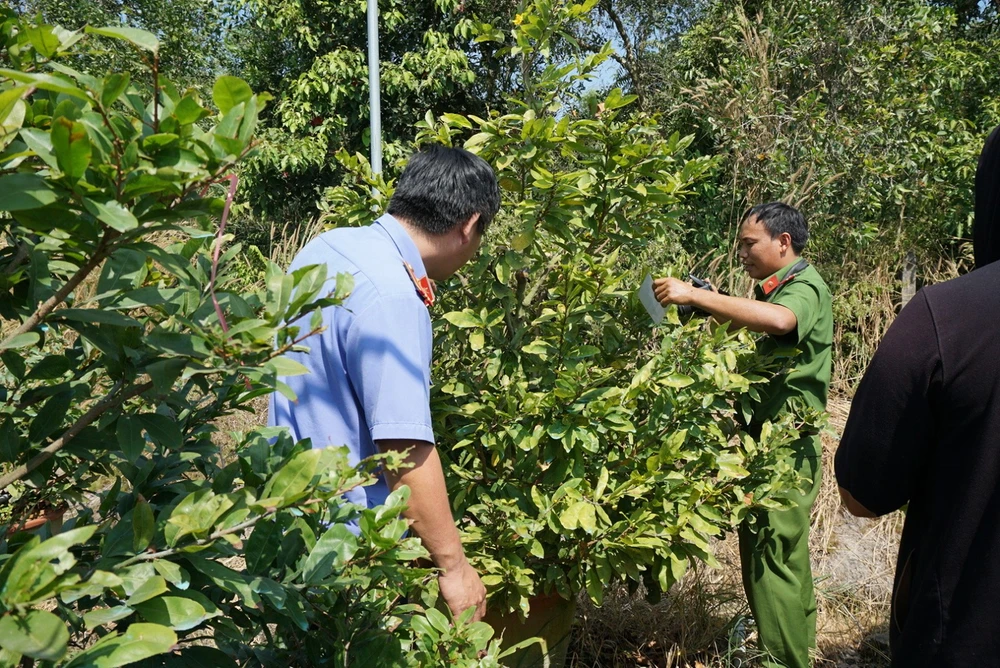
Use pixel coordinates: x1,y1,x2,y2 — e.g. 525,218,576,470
268,214,435,510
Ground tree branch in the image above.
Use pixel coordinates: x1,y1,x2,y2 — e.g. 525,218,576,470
0,380,153,490
599,0,641,102
0,229,119,350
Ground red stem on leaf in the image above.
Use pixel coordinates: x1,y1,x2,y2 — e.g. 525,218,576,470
209,174,239,334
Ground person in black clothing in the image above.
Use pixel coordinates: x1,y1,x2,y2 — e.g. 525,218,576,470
835,124,1000,666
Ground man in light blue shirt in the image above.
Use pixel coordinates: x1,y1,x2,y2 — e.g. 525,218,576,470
269,145,499,621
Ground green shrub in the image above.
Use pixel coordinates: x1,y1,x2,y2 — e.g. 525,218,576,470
323,0,820,618
0,13,502,666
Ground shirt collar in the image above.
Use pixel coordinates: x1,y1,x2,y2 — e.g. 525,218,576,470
373,213,428,279
755,257,803,299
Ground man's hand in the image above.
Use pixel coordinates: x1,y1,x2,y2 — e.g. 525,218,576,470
377,439,487,622
653,276,696,306
438,557,487,621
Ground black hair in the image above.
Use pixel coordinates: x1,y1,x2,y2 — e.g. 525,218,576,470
974,124,1000,268
387,145,500,236
741,201,809,254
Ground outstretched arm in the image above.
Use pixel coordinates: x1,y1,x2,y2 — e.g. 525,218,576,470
653,277,796,335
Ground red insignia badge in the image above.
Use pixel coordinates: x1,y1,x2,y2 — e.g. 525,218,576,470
404,261,435,307
761,275,780,295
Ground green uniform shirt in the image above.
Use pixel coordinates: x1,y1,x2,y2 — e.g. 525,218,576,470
752,259,833,442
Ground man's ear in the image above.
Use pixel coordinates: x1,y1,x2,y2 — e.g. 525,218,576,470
778,231,793,253
460,213,481,244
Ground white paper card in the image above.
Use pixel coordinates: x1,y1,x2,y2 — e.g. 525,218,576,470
639,273,664,324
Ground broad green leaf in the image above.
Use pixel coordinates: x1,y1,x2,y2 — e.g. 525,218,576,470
0,332,39,351
212,76,253,115
28,390,71,443
83,606,134,630
25,25,61,58
126,576,168,606
262,448,321,503
1,350,26,380
85,26,159,53
586,568,603,605
441,113,473,129
425,608,451,634
145,358,185,394
51,117,91,181
0,609,68,661
594,467,609,500
302,524,359,583
152,561,190,590
184,557,261,607
442,310,481,328
117,416,145,462
142,133,180,151
0,174,59,211
470,330,485,351
0,418,21,463
101,73,130,109
24,355,71,381
133,596,209,631
28,526,98,562
245,519,282,575
266,355,310,377
19,127,59,170
717,452,750,479
521,339,552,357
96,248,147,297
559,501,596,533
410,615,439,642
3,527,96,606
174,95,207,125
663,373,695,388
133,499,155,552
0,69,89,100
83,198,139,232
61,570,123,604
64,623,177,668
54,308,141,328
0,86,27,134
138,414,182,450
464,132,493,149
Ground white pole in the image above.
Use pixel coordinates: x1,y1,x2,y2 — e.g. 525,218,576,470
367,0,383,176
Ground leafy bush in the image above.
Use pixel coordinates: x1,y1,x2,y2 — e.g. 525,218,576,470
323,0,818,618
0,13,502,666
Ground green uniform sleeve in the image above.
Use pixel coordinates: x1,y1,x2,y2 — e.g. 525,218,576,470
769,278,822,345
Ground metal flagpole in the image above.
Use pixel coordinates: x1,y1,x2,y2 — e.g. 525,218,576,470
367,0,383,177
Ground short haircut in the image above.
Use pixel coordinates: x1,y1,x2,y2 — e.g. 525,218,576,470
388,145,501,236
742,201,809,254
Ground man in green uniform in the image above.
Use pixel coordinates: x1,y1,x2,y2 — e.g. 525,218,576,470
654,202,833,668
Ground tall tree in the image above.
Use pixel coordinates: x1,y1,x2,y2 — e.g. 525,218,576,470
226,0,485,236
8,0,230,88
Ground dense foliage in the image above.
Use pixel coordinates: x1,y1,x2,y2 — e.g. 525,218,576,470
0,14,503,666
324,0,819,618
3,0,999,662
